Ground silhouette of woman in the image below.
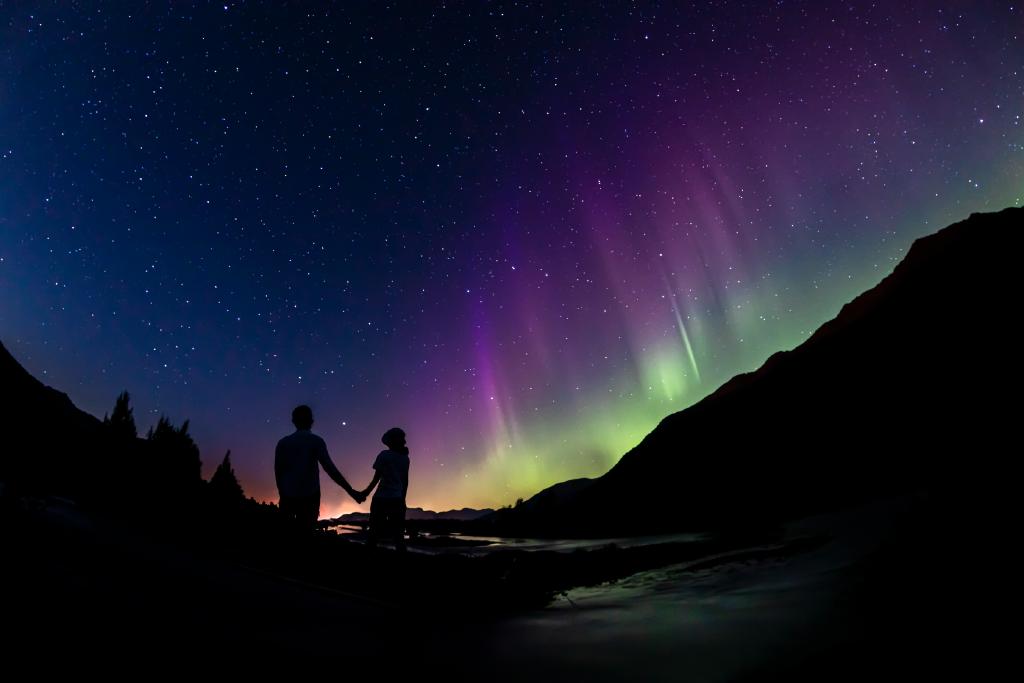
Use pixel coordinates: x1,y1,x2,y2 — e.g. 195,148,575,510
361,427,410,551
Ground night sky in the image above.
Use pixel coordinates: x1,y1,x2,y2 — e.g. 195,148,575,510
2,2,1021,515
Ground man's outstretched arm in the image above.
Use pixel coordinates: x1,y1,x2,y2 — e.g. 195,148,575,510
317,443,364,502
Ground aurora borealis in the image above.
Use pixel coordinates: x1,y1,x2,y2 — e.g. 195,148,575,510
1,2,1021,516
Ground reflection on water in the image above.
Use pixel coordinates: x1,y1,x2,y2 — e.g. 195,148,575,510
476,498,914,682
328,523,707,556
331,500,913,680
454,532,708,553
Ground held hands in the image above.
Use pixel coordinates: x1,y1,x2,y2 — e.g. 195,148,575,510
351,488,367,504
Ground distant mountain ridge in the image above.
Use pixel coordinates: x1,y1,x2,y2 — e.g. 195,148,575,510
326,507,494,524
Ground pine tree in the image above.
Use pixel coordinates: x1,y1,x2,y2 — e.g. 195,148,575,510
147,415,202,492
210,450,245,504
104,390,137,440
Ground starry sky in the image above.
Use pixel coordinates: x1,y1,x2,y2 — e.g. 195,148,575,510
2,2,1021,516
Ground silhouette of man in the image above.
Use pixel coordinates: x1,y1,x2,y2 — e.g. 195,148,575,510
275,405,364,530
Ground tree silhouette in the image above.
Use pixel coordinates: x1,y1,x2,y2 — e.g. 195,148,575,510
103,390,137,440
210,450,245,505
147,415,202,496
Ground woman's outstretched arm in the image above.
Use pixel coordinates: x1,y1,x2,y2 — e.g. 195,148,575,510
362,470,382,499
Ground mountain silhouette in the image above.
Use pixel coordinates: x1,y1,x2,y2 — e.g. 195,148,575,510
0,341,105,497
0,341,204,509
326,507,495,524
480,207,1022,536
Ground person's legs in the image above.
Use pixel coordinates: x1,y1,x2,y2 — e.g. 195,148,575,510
299,495,320,531
369,498,406,550
383,498,406,551
393,502,407,552
280,495,319,533
279,495,299,526
368,497,385,548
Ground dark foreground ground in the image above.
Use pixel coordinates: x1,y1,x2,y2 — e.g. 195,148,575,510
2,488,1015,679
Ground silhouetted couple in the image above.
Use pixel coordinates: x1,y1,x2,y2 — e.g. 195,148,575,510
274,405,409,550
